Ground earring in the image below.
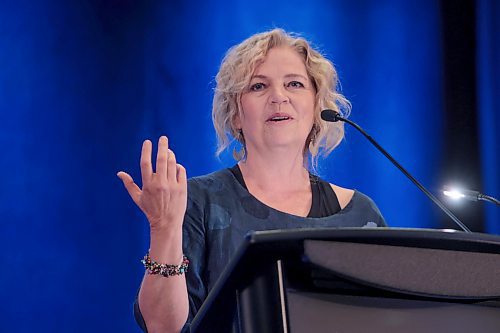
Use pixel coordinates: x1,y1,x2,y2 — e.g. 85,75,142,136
233,129,247,160
309,124,319,145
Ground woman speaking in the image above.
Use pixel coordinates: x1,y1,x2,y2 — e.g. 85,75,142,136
118,28,386,333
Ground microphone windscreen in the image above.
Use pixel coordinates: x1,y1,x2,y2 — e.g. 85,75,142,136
321,109,340,122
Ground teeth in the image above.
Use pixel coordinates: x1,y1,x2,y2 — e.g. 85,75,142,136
270,116,289,121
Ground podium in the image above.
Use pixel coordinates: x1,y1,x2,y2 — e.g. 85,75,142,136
190,228,500,333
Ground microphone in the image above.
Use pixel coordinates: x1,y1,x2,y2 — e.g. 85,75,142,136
321,109,471,233
443,187,500,206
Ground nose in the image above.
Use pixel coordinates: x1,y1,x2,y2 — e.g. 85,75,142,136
269,85,289,104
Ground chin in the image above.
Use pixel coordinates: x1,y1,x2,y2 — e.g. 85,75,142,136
266,136,308,149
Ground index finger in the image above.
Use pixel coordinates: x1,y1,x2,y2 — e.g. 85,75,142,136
140,139,153,186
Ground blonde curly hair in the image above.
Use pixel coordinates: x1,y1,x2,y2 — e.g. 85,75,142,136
212,28,350,169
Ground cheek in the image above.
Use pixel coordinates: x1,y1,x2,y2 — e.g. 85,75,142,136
240,97,264,124
241,94,260,111
298,95,316,117
240,95,251,115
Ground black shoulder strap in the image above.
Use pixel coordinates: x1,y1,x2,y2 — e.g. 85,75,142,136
308,174,341,217
229,164,247,189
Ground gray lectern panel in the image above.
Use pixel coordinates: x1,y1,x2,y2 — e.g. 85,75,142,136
304,240,500,298
287,291,500,333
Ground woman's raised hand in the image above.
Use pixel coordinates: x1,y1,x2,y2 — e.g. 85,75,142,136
117,136,187,233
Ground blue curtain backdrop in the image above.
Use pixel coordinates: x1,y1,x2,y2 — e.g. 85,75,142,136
477,0,499,233
0,0,497,331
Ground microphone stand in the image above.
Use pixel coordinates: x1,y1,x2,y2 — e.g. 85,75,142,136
321,109,471,233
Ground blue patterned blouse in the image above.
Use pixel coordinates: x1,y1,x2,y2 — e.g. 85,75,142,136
134,167,386,332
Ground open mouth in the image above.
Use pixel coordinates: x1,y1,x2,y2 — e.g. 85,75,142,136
267,116,291,122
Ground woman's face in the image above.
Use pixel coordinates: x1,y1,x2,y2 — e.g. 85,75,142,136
236,46,316,157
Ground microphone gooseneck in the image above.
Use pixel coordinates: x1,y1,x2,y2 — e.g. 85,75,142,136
321,109,471,233
443,188,500,205
480,194,500,206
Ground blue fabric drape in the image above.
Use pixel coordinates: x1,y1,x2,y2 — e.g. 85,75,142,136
477,0,499,233
0,1,497,331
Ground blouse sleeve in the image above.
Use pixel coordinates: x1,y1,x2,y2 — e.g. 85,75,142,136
182,184,208,323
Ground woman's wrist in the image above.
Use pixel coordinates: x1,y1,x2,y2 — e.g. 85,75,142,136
149,228,183,263
142,252,189,277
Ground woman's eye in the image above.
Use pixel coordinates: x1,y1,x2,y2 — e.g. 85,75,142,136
288,81,305,88
250,83,266,91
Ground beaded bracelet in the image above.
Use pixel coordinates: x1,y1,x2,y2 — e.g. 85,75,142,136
142,252,189,277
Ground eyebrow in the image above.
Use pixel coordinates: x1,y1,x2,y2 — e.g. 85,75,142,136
250,74,309,81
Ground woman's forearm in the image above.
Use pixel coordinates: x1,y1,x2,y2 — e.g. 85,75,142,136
138,231,189,333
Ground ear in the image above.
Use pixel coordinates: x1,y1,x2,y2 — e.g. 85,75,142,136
232,113,242,131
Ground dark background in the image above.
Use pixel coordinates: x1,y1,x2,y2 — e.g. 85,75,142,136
0,0,498,331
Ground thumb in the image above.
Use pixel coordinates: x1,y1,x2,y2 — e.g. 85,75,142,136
117,171,142,206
